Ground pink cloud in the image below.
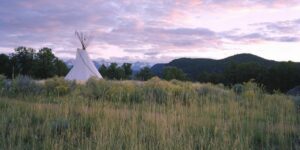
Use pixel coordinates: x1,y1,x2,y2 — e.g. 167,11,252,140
1,0,300,63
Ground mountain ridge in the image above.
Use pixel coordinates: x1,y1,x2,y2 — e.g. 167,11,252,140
151,53,298,79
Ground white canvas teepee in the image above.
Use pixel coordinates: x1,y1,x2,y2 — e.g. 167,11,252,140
65,31,102,81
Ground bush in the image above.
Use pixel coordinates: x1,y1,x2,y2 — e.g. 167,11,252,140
144,77,174,104
107,81,141,103
0,74,5,83
10,75,43,96
196,83,226,97
50,118,69,136
0,75,6,94
81,78,110,100
233,84,244,95
292,96,300,112
44,77,75,96
81,77,198,104
2,79,12,93
242,82,265,99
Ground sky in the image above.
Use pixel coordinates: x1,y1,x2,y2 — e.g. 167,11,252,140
0,0,300,63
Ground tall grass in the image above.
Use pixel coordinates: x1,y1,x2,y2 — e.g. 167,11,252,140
0,77,299,149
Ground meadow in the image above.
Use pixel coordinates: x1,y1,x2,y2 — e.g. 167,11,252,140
0,76,299,149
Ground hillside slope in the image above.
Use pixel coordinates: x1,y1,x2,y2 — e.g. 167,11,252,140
151,53,285,79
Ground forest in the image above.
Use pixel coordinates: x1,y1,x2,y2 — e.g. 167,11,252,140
1,47,300,93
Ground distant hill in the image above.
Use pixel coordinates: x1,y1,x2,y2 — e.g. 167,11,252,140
151,53,296,80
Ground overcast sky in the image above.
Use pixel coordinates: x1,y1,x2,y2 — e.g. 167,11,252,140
0,0,300,63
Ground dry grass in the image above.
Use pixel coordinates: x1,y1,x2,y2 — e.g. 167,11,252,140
0,78,299,149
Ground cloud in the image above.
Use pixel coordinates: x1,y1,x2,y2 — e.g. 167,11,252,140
276,36,299,42
144,51,160,56
255,18,300,34
185,0,300,9
0,0,300,63
222,32,300,43
221,18,300,43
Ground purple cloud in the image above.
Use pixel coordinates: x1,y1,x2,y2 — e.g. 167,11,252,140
0,0,300,63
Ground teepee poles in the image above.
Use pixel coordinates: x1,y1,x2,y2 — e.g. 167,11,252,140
75,31,91,50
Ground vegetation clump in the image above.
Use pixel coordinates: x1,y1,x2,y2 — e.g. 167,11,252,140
233,83,244,95
0,77,299,149
10,75,43,96
44,77,75,96
0,75,6,92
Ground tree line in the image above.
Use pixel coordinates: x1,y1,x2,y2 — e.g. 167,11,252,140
0,46,156,81
148,62,300,93
98,64,156,81
0,47,69,79
197,62,300,92
154,62,300,92
98,65,186,81
2,46,299,92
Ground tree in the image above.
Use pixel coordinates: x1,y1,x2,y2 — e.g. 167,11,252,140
8,53,17,79
224,62,267,85
116,67,126,80
106,63,125,80
106,63,118,79
162,67,186,81
34,47,56,79
198,72,224,84
2,46,68,79
54,58,69,77
0,54,10,76
104,63,132,80
265,62,300,92
122,63,132,79
12,46,36,76
99,64,108,78
136,67,154,81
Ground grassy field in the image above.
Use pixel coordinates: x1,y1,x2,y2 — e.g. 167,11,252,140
0,76,299,149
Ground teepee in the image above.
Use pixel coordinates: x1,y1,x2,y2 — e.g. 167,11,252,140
65,31,102,81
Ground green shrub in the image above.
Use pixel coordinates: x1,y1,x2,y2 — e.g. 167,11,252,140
144,77,173,104
82,79,145,103
0,75,5,94
10,75,43,96
81,78,110,100
233,84,244,95
50,118,69,136
196,83,226,97
242,81,265,99
107,81,141,103
293,96,300,112
0,74,5,83
44,77,74,96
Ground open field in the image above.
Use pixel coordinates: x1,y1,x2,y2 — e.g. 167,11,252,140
0,77,299,149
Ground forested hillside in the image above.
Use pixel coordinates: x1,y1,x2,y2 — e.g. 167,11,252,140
151,54,300,92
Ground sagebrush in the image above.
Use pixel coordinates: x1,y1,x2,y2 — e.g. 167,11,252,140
0,77,299,149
